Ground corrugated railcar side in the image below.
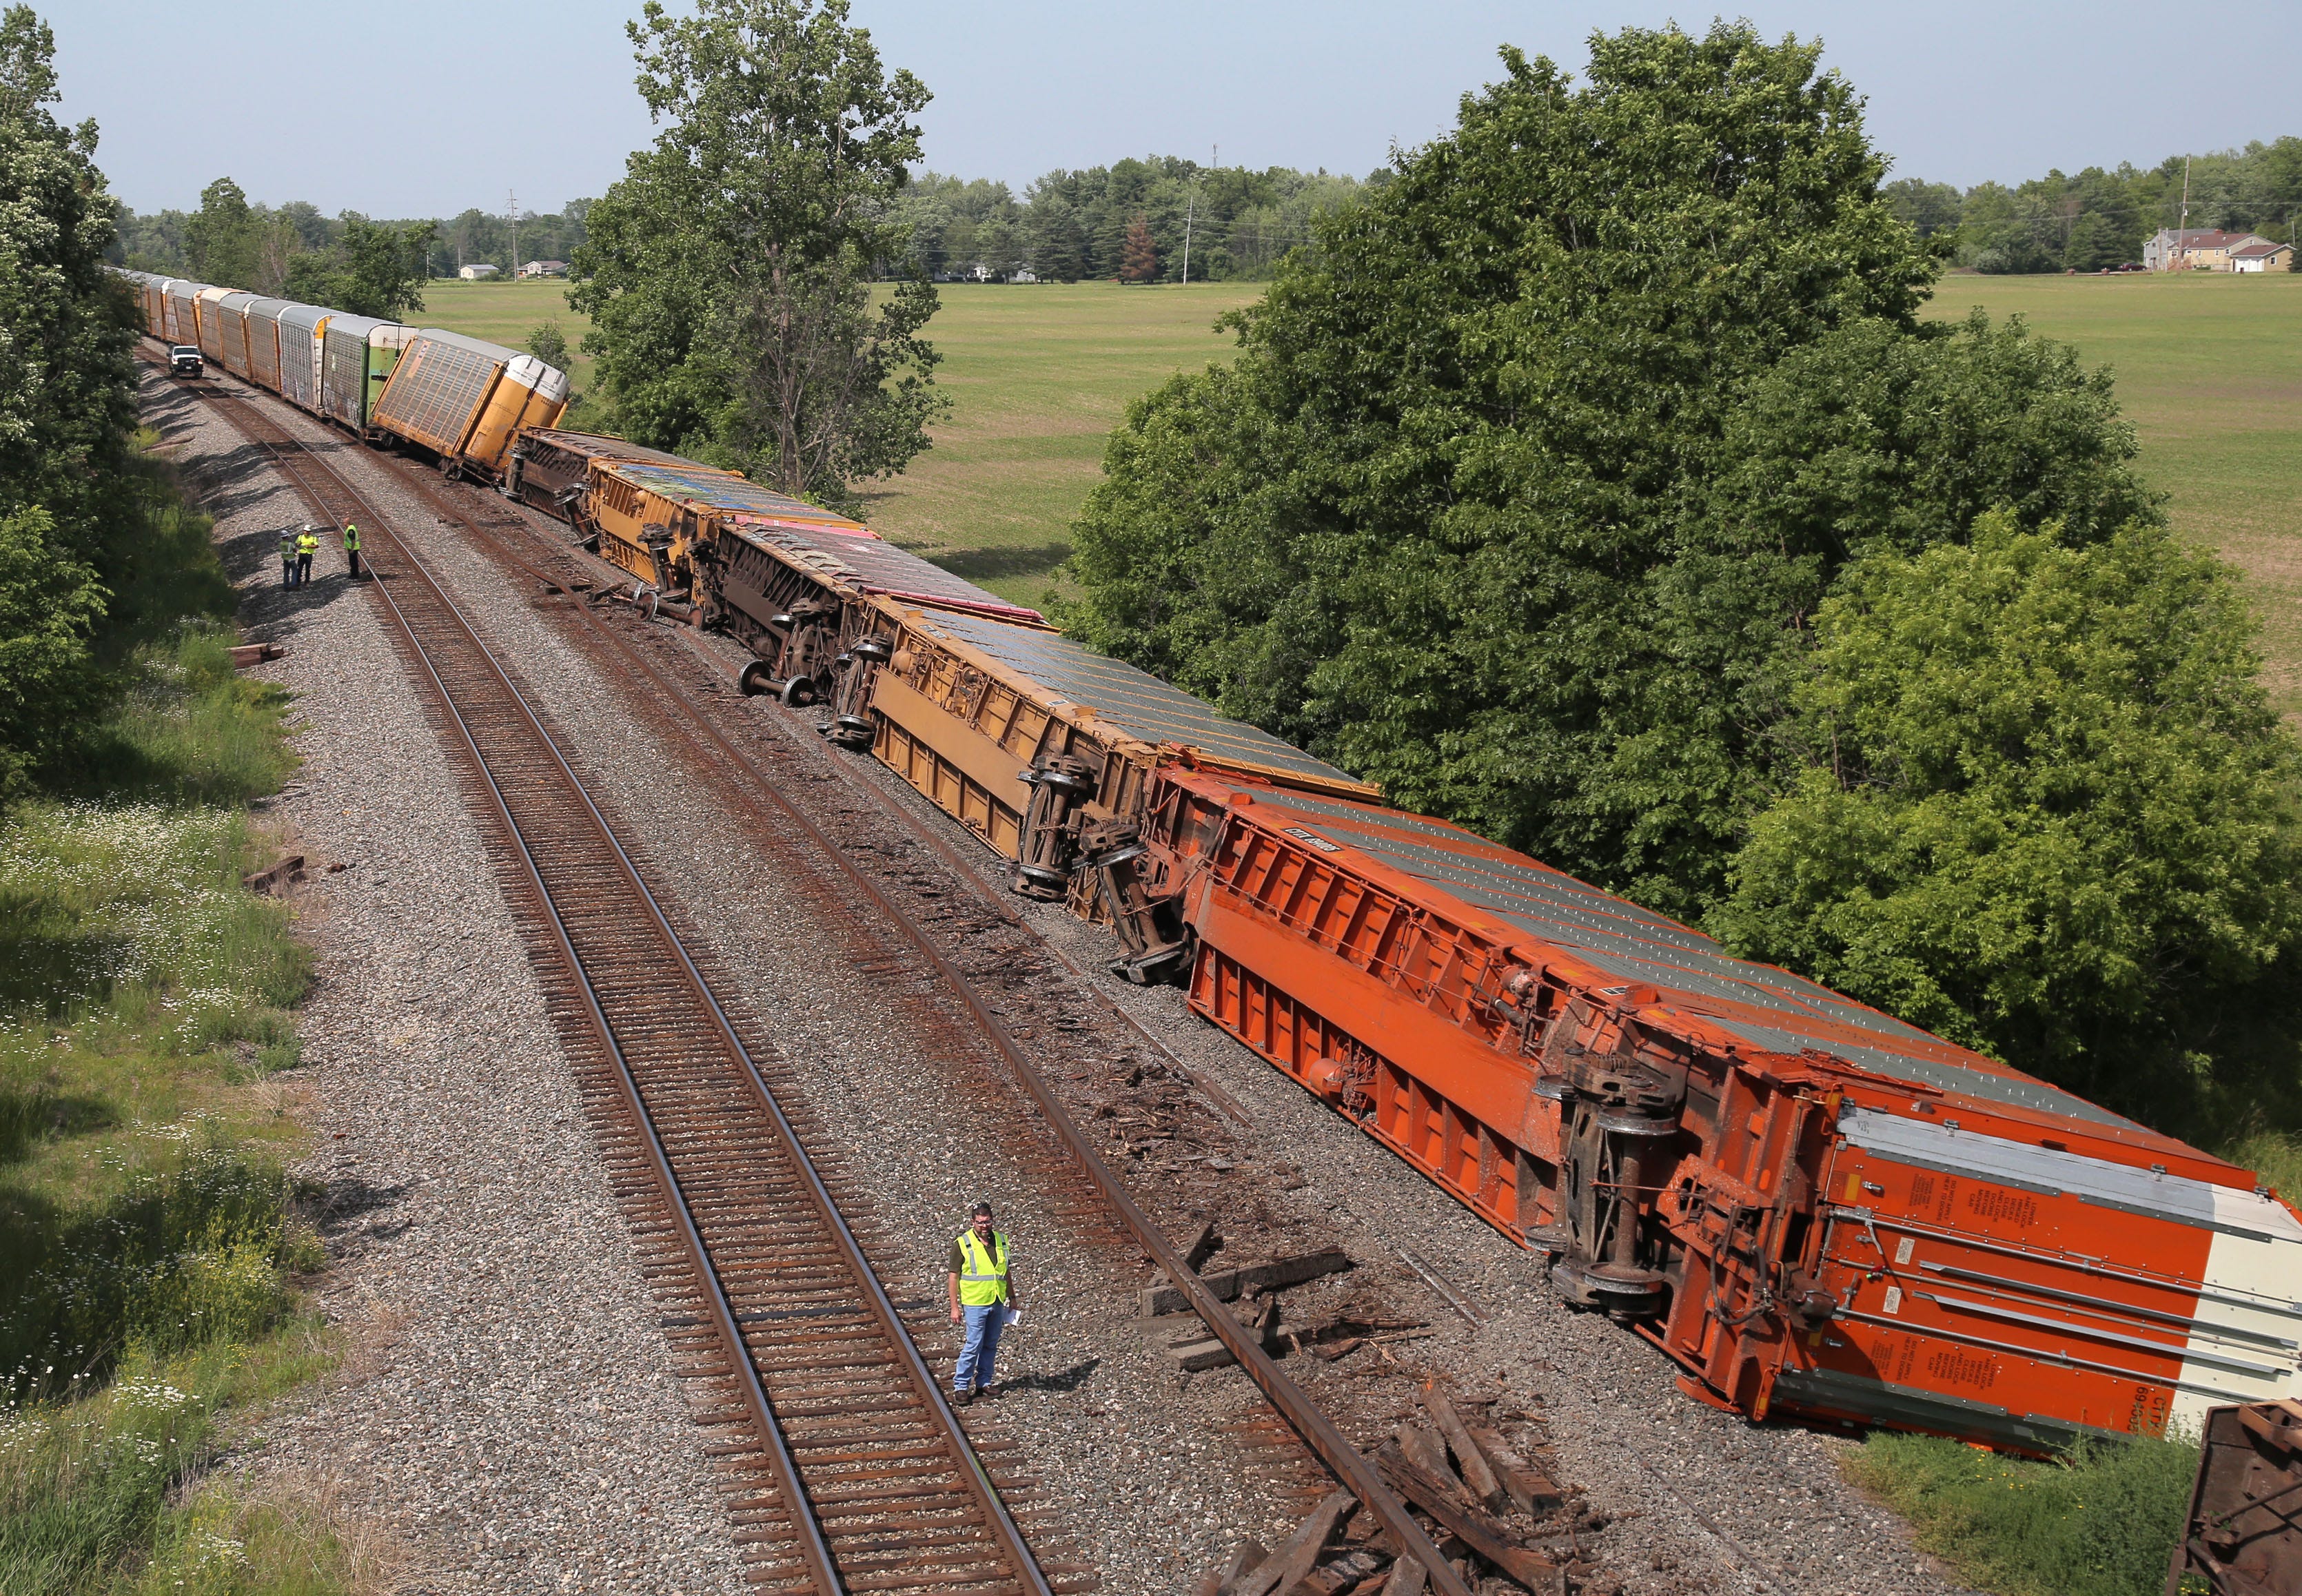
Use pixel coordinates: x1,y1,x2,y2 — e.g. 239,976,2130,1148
213,291,259,379
369,330,565,479
193,287,234,362
318,315,409,433
276,306,327,415
1121,765,2302,1452
243,298,294,393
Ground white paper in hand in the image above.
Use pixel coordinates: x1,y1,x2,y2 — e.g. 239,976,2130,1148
1001,1307,1021,1329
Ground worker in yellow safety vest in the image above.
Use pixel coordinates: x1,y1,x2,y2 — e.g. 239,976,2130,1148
946,1201,1019,1404
277,526,298,589
342,522,362,580
294,526,320,586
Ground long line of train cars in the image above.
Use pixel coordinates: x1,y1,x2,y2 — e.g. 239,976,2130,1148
119,269,569,479
116,265,2302,1459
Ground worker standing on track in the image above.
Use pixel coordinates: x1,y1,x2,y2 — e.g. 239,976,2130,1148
294,524,319,586
947,1202,1019,1406
342,521,362,580
277,526,298,589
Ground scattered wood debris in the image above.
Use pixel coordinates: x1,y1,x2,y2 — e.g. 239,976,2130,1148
1196,1378,1600,1595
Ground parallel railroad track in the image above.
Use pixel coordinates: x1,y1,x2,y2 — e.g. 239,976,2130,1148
189,374,1075,1596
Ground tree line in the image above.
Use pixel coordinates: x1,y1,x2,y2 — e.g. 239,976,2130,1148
897,160,1374,282
117,158,1367,294
1889,136,2302,272
114,189,595,300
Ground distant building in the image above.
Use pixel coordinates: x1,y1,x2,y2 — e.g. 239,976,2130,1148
1010,267,1039,284
2230,241,2293,274
520,260,568,278
458,263,501,280
2143,228,2285,272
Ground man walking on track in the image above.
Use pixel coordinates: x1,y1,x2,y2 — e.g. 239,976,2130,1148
948,1202,1018,1405
294,525,320,586
278,526,298,588
342,522,363,580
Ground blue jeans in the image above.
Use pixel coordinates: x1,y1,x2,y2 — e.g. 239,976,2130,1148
955,1303,1006,1393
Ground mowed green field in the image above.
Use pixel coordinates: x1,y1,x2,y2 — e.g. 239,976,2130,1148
1922,272,2302,710
416,275,2302,702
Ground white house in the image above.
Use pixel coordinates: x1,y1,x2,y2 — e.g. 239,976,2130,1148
457,263,500,280
520,260,569,278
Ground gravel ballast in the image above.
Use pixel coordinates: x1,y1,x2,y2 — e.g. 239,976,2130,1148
156,362,1970,1596
144,370,750,1594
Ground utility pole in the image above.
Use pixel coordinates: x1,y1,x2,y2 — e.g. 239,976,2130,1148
1181,187,1193,286
2172,157,2190,271
507,188,520,278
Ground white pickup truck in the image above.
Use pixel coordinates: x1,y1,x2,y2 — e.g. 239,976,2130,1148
168,345,203,378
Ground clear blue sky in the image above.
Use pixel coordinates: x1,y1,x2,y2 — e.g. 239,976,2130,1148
52,0,2302,218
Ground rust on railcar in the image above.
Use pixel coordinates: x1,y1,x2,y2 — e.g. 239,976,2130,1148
1135,766,2302,1453
2166,1400,2302,1596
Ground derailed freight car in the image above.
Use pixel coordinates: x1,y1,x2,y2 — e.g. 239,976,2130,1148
996,738,2302,1451
370,329,567,479
515,432,1043,715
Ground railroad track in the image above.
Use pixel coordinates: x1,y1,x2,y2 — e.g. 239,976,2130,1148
190,378,1075,1596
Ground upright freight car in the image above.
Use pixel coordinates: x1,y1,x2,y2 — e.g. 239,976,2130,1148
192,287,234,363
242,298,294,392
369,329,567,479
212,292,261,380
316,314,409,434
162,280,208,347
276,305,329,414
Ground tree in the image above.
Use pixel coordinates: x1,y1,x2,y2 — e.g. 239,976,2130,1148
1066,25,1950,915
527,322,572,370
1119,214,1158,282
1712,513,2302,1125
282,215,433,320
571,0,946,507
185,176,258,287
0,5,135,789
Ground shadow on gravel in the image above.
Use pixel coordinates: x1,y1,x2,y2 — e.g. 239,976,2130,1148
307,1175,411,1244
1001,1358,1100,1393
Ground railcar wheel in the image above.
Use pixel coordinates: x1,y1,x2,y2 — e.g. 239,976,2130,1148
738,661,775,697
780,675,818,708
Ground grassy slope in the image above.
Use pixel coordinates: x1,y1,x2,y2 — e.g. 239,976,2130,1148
1920,272,2302,711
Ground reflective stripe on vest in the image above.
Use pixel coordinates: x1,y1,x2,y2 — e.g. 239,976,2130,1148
296,536,318,554
955,1229,1009,1306
343,526,359,549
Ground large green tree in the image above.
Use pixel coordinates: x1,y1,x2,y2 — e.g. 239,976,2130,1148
281,215,434,320
1068,24,1952,914
571,0,944,507
1713,515,2301,1123
0,6,134,790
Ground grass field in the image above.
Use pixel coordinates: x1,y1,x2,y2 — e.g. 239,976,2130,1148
1922,272,2302,710
416,274,2302,686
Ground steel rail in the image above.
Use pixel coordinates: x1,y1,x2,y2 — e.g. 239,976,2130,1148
190,375,1052,1596
403,446,1477,1596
